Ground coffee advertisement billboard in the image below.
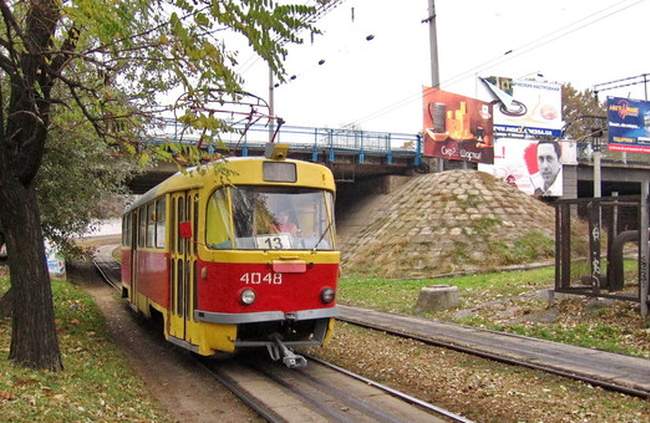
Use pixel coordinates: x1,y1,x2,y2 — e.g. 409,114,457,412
422,88,494,164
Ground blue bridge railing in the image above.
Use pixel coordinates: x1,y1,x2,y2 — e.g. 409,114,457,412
146,119,422,167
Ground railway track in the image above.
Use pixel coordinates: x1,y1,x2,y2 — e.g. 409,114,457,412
91,249,121,291
199,356,471,423
336,306,650,399
93,251,650,402
93,252,471,423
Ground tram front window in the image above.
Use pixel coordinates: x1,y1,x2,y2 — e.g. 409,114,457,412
207,186,335,251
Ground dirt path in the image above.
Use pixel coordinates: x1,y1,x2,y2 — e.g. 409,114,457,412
69,263,260,423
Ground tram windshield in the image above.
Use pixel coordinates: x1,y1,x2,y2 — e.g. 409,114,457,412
206,186,335,251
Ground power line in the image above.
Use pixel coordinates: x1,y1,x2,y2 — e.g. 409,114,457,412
348,0,643,126
272,32,376,90
345,0,646,127
238,0,345,75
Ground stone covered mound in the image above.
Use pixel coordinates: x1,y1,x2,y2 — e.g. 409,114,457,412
342,170,557,278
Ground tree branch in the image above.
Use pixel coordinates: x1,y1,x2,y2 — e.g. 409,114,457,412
0,50,16,76
0,1,21,78
81,4,212,56
0,72,4,140
48,24,79,81
63,81,105,139
0,0,28,51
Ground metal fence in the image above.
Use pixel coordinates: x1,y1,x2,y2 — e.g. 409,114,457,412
554,194,649,318
146,118,421,155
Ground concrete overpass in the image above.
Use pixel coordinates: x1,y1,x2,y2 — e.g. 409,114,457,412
128,119,650,204
562,146,650,199
128,120,423,194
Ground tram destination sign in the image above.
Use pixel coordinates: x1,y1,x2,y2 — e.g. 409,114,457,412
607,96,650,154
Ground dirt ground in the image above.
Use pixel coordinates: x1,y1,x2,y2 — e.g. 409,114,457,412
68,262,261,423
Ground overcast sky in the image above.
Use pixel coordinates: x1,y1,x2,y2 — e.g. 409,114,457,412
235,0,650,134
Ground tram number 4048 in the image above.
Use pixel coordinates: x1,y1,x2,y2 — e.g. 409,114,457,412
240,272,283,285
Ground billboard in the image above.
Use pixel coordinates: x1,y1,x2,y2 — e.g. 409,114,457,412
607,96,650,153
483,77,563,138
45,239,66,279
478,138,575,197
422,88,494,164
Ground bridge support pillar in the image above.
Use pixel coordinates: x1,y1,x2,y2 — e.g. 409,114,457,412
385,134,393,165
415,134,422,167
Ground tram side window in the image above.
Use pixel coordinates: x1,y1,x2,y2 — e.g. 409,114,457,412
128,213,133,246
123,213,131,247
206,189,232,249
193,195,198,250
155,198,166,249
146,203,156,248
138,209,146,248
122,216,126,246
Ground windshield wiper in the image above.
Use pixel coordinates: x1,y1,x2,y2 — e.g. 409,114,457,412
312,218,334,251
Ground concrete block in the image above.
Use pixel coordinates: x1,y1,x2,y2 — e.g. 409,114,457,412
415,285,460,313
535,288,580,305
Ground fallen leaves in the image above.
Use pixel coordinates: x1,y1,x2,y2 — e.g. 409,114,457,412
0,390,15,401
312,323,650,422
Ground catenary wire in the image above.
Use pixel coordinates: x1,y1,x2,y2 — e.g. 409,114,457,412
345,0,646,127
238,0,346,75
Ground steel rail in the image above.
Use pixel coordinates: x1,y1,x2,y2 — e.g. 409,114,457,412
336,316,650,400
92,258,120,291
245,357,466,423
304,354,473,423
92,258,469,421
247,362,361,423
92,257,650,400
198,361,288,423
92,259,287,422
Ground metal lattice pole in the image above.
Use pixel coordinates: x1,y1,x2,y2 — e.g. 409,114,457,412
640,181,649,320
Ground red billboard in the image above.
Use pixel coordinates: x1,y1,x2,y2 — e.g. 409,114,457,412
423,88,494,164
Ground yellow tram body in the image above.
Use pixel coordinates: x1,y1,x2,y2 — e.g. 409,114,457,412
121,157,339,357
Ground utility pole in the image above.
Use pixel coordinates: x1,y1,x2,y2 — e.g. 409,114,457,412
641,181,649,320
593,130,602,198
427,0,440,88
426,0,443,171
268,66,275,143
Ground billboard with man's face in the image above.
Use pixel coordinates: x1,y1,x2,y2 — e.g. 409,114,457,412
478,138,575,196
422,88,494,164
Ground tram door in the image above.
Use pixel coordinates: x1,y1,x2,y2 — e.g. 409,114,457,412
169,191,199,341
129,210,139,307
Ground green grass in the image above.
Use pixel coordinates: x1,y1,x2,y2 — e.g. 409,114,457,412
340,261,649,358
455,313,649,358
111,246,121,263
339,266,556,314
0,276,171,422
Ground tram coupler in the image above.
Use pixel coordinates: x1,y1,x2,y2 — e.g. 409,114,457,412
266,334,307,369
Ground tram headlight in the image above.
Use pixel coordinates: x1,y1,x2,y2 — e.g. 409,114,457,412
320,287,335,304
240,288,256,305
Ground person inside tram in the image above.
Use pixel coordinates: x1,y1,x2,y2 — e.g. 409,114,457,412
273,210,299,235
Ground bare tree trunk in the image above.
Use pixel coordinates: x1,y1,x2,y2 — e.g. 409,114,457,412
0,178,62,370
0,289,12,319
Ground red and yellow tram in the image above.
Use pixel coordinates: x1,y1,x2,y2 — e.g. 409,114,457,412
121,155,338,366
